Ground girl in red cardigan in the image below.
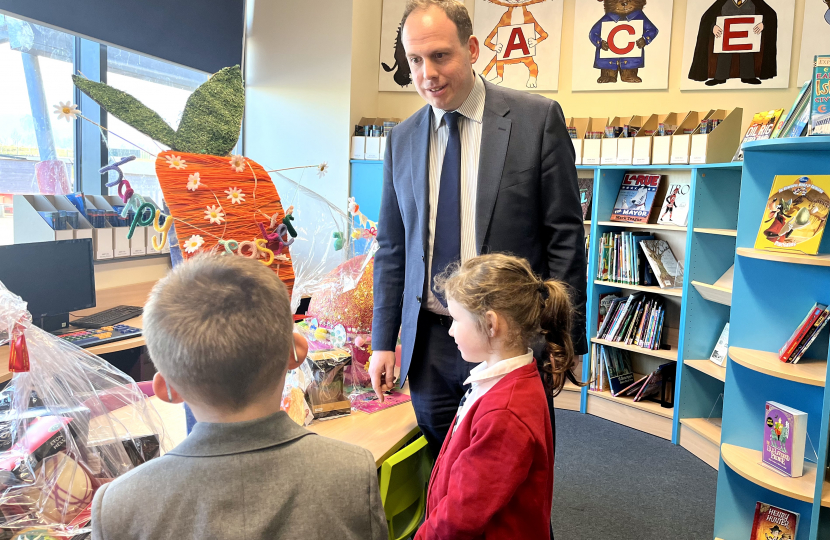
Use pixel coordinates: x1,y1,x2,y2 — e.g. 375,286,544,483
415,253,577,540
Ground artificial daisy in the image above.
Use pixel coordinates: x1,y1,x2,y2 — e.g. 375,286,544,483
204,204,225,224
229,155,246,173
225,187,246,205
317,161,329,178
186,173,201,191
53,101,81,122
183,235,204,254
165,154,187,170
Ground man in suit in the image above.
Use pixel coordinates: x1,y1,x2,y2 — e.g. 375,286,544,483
370,0,587,458
93,256,387,540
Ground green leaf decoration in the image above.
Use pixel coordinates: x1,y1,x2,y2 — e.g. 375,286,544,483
175,65,244,156
72,76,178,149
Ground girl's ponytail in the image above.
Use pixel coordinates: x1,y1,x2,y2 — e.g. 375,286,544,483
539,280,576,397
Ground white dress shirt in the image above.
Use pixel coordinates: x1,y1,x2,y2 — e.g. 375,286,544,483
453,349,535,434
425,74,486,315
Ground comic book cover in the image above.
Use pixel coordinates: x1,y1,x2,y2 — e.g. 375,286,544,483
733,109,785,161
578,177,594,220
610,174,661,223
762,402,807,478
810,55,830,136
750,502,799,540
656,181,691,226
754,175,830,254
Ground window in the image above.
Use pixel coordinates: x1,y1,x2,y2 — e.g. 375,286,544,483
104,47,208,206
0,14,75,245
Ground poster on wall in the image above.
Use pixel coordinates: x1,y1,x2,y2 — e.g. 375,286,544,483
378,0,415,92
680,0,795,90
472,0,564,91
796,0,830,85
571,0,673,91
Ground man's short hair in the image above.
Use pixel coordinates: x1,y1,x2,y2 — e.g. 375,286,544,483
401,0,474,44
144,255,293,411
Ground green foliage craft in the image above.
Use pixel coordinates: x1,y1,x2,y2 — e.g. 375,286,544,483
72,65,244,156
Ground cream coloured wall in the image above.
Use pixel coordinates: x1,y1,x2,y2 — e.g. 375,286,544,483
352,0,809,136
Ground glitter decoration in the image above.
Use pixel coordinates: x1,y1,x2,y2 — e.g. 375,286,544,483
306,256,374,335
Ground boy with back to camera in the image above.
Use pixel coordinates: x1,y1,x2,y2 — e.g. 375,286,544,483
91,255,388,540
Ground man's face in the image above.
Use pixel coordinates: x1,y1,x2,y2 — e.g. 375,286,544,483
402,6,480,111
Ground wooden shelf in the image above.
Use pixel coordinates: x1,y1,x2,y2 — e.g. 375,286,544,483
563,379,580,392
679,417,722,469
594,280,683,297
556,379,581,411
729,346,826,387
587,389,674,419
591,337,678,361
721,443,827,506
737,247,830,268
596,220,686,232
685,359,726,382
691,281,732,306
586,387,674,439
680,417,722,445
583,220,591,225
694,227,737,237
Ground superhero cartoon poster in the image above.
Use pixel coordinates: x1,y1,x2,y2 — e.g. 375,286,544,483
796,0,830,85
472,0,564,92
379,0,418,92
755,175,830,255
680,0,794,90
571,0,674,92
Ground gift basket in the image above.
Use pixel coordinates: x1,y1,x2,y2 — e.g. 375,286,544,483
0,282,169,537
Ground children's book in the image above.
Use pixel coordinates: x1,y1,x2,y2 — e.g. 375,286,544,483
655,181,691,226
709,322,729,367
754,175,830,254
810,55,830,136
779,303,828,363
733,109,785,161
762,401,807,478
790,306,830,365
600,346,635,397
350,390,412,414
776,81,812,138
639,240,683,289
609,174,661,223
632,362,675,403
750,502,799,540
578,177,594,220
597,293,621,328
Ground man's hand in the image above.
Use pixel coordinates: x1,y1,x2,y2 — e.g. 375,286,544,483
754,22,764,34
369,350,397,402
636,37,646,49
713,25,723,38
600,40,610,51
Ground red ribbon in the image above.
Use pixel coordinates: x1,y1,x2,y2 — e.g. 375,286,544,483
8,325,29,373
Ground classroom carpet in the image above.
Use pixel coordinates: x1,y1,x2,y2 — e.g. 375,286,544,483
551,410,717,539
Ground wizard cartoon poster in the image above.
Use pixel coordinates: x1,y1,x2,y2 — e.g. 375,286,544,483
680,0,794,90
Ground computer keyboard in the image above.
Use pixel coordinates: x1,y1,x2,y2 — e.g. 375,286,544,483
58,325,142,348
72,305,143,329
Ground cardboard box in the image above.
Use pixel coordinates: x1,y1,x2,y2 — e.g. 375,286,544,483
364,137,381,161
601,116,632,164
83,195,115,260
44,195,94,241
582,118,608,165
670,110,715,164
351,136,365,160
11,195,75,244
101,195,148,256
651,112,689,165
689,108,743,164
616,116,645,165
568,117,589,165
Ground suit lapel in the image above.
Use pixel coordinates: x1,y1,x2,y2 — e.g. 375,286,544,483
476,84,511,252
410,106,431,251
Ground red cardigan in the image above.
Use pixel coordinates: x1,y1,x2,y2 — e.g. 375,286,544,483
415,362,553,540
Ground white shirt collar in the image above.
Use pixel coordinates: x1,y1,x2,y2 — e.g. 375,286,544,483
431,73,486,131
464,349,534,385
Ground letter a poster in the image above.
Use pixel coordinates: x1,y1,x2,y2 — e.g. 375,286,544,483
680,0,794,90
571,0,673,91
472,0,564,92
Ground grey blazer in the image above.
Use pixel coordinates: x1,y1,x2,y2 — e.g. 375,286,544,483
372,78,588,383
91,410,388,540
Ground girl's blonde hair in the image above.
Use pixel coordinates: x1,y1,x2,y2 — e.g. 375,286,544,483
435,253,577,396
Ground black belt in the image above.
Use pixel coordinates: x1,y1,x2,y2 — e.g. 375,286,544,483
421,310,453,328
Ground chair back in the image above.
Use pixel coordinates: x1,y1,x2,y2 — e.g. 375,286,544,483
378,436,432,540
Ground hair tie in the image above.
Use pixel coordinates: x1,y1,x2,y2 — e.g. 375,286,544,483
538,283,549,301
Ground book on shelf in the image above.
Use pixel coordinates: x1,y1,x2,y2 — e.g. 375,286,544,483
599,345,635,396
596,231,656,286
779,303,830,363
596,292,667,351
783,81,814,139
578,177,594,220
754,175,830,255
639,239,683,289
750,502,799,540
609,174,661,223
655,181,690,227
598,293,621,328
762,401,807,478
810,55,830,136
709,322,729,367
732,109,785,162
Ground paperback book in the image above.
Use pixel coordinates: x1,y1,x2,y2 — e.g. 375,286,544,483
777,81,812,139
610,174,661,223
779,303,830,363
750,502,799,540
709,322,729,367
596,293,666,351
733,109,785,162
810,55,830,135
762,401,807,478
639,240,683,289
599,345,635,396
578,177,594,221
595,231,655,286
754,175,830,254
655,182,691,226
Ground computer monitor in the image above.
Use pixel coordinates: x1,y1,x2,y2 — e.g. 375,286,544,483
0,239,96,331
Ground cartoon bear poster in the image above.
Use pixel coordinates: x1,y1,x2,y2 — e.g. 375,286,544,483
571,0,673,92
680,0,794,90
378,0,416,92
796,0,830,85
472,0,564,92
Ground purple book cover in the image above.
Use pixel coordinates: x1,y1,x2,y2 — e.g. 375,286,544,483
763,403,794,476
351,390,412,414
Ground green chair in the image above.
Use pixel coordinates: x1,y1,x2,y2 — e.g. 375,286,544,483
378,435,433,540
